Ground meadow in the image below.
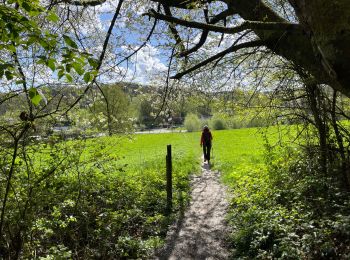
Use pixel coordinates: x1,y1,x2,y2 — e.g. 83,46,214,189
15,127,272,258
8,125,343,259
10,131,205,258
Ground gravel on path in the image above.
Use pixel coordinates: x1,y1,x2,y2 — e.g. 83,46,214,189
155,161,231,260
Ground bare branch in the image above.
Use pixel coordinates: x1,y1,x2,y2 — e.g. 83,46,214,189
155,47,176,120
151,0,207,9
210,8,237,24
179,30,208,57
35,95,64,119
213,30,252,67
0,91,22,105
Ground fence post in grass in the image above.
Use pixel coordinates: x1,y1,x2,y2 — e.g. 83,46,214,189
166,144,172,214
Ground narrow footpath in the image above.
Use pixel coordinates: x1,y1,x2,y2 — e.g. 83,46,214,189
156,161,230,260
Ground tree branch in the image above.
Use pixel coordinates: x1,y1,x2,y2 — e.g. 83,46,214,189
172,40,264,79
116,17,158,66
179,30,209,57
151,0,208,9
64,0,124,114
145,9,301,34
63,0,106,6
162,4,186,53
179,9,237,57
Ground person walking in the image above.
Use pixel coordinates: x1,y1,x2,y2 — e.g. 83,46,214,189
200,125,213,163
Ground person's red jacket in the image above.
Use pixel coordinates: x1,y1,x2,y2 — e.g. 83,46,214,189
200,129,213,146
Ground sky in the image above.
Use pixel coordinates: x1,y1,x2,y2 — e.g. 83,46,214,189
93,0,170,85
90,0,271,89
90,0,245,86
0,0,290,92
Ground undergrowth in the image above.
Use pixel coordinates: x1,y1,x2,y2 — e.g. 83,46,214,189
1,132,201,259
213,128,350,259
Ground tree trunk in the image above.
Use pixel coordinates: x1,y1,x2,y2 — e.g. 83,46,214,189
289,0,350,94
330,91,350,190
305,83,328,175
227,0,350,96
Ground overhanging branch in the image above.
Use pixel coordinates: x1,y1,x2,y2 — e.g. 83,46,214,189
179,30,208,57
64,0,124,114
151,0,206,9
179,8,237,57
172,39,264,79
145,9,301,34
162,4,186,53
116,17,158,66
63,0,106,6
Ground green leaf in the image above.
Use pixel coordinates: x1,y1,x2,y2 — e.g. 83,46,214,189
47,58,56,71
29,88,42,106
37,59,46,65
83,72,93,83
65,74,73,82
88,58,99,68
29,10,41,17
63,35,78,49
21,2,32,12
72,62,84,75
7,45,16,53
27,36,37,46
39,38,50,51
47,12,59,23
58,70,65,79
65,63,72,73
5,71,13,80
15,80,25,85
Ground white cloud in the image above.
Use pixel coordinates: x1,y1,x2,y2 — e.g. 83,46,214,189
123,44,168,84
95,0,119,13
98,44,168,85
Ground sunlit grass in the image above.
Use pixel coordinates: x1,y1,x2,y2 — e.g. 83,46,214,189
209,125,297,185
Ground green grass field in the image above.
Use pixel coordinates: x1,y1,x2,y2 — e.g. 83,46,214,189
210,126,294,185
12,127,286,258
18,131,206,258
9,125,350,258
91,127,279,190
109,128,268,170
210,128,266,179
87,127,275,180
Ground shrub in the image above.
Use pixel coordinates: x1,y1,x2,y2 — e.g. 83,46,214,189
184,113,201,132
226,144,350,259
209,114,227,130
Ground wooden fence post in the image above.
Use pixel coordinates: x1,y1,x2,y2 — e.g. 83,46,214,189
166,144,172,214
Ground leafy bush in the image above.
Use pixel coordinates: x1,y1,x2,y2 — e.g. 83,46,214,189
0,133,201,259
223,110,273,129
184,113,201,132
209,114,227,130
225,144,350,259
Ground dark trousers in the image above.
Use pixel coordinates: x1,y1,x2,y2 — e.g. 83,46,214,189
203,143,212,161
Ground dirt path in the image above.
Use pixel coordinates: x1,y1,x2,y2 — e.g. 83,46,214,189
155,162,230,260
